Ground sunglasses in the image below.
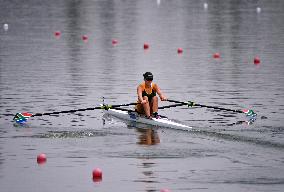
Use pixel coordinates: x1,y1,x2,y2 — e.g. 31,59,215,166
145,78,153,81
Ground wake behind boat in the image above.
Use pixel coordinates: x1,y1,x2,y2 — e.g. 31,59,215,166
104,108,192,131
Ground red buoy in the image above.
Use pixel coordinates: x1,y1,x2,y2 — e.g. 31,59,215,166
254,57,260,64
112,39,118,45
82,35,88,41
143,43,149,49
213,52,220,58
37,153,47,164
177,48,183,54
93,168,102,179
54,31,61,37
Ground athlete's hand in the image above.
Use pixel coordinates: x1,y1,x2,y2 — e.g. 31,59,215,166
141,99,148,104
160,95,167,101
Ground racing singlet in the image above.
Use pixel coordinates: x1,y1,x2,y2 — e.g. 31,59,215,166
139,82,156,102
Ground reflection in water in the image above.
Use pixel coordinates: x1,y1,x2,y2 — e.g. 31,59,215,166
136,128,160,145
64,0,89,104
65,0,84,64
135,159,158,192
104,114,161,146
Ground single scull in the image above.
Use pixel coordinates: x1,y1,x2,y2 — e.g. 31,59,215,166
104,108,192,131
13,99,256,127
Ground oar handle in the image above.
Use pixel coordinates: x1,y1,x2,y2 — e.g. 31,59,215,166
158,103,187,109
111,102,137,108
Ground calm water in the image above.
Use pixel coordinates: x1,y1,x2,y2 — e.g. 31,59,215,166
1,0,284,191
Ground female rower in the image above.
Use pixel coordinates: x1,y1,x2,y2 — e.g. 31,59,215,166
136,72,167,118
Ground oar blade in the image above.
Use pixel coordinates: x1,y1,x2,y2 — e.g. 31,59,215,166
242,109,257,119
13,112,33,123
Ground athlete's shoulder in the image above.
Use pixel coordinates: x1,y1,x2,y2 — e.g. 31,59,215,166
138,82,145,88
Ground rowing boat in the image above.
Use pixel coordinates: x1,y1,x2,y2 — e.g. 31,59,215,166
104,108,192,131
104,108,192,130
13,99,256,127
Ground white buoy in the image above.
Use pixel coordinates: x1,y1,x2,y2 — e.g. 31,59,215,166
3,23,8,31
204,3,208,9
257,7,261,13
157,0,161,6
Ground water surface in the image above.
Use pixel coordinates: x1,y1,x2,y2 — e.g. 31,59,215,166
1,0,284,191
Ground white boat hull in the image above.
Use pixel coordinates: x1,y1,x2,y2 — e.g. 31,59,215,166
104,108,192,131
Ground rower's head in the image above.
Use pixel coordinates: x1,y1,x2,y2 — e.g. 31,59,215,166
143,72,153,82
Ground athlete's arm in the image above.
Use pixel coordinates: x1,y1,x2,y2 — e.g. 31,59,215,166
137,85,148,104
154,84,167,101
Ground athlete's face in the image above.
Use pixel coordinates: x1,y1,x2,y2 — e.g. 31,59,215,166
145,78,152,85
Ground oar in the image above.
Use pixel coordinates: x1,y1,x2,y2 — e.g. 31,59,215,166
13,102,137,123
167,99,257,117
158,103,186,109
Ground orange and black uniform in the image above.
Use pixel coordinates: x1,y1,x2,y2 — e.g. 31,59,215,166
140,82,157,102
136,82,157,113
